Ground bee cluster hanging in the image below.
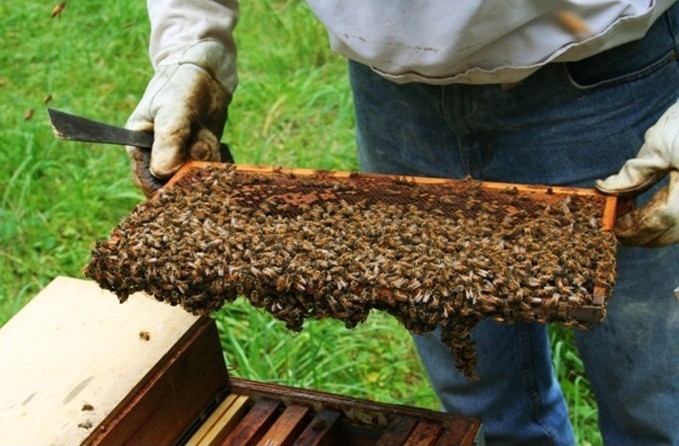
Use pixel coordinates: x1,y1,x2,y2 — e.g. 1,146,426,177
84,164,618,380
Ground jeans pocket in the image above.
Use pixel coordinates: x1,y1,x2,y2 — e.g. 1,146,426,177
564,7,679,89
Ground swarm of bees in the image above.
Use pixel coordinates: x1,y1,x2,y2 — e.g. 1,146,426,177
84,165,617,380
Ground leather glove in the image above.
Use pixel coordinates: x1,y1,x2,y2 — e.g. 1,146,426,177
595,100,679,247
126,39,233,197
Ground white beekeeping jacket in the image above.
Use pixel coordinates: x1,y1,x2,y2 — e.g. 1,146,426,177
148,0,675,87
307,0,675,84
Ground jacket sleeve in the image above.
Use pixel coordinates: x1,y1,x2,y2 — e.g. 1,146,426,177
146,0,238,94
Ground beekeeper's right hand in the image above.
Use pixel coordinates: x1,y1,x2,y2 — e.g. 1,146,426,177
126,0,238,197
125,40,234,196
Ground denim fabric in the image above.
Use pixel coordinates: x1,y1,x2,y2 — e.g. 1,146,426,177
349,5,679,445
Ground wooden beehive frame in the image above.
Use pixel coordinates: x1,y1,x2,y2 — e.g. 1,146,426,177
166,161,620,316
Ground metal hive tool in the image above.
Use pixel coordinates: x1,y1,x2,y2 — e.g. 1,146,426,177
84,162,621,379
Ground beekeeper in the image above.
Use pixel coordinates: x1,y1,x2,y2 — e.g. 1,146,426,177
126,2,679,444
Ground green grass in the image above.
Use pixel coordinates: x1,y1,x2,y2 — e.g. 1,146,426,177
0,1,601,444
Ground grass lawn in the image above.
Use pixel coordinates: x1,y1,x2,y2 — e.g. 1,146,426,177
0,1,601,444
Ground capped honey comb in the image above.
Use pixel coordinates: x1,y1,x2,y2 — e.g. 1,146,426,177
84,163,618,380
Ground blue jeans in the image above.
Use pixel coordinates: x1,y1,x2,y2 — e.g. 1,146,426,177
348,5,679,446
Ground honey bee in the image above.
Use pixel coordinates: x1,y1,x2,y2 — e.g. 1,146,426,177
23,109,34,121
51,1,66,18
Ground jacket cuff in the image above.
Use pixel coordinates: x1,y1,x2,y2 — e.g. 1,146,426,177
147,0,238,94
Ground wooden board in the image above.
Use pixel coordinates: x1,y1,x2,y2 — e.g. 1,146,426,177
376,416,418,445
257,404,310,446
187,394,250,446
402,421,444,446
0,276,228,445
293,409,341,446
220,399,282,446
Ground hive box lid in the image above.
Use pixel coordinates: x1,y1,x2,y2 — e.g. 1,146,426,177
0,276,226,445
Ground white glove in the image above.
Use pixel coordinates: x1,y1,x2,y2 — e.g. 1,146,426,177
126,39,234,196
595,100,679,247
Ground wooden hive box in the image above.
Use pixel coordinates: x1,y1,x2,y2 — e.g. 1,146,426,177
0,276,227,445
0,277,482,445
